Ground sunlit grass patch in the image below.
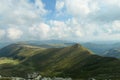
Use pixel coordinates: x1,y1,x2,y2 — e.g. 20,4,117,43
0,57,19,65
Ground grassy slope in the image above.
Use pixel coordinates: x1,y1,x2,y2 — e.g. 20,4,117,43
22,45,120,79
0,58,19,65
22,44,92,75
0,44,46,61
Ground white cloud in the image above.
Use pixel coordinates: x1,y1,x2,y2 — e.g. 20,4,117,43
29,23,50,39
50,20,70,38
7,27,23,40
104,0,120,7
57,0,120,22
54,0,120,41
74,30,83,37
0,0,120,42
28,20,84,40
56,0,64,11
50,20,83,39
112,20,120,32
0,29,5,39
0,0,47,25
65,0,99,17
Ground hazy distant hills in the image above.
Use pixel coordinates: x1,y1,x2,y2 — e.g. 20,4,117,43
22,40,120,58
82,42,120,56
1,40,120,59
0,43,120,79
0,40,75,49
104,48,120,58
1,40,120,58
19,40,75,47
0,42,11,49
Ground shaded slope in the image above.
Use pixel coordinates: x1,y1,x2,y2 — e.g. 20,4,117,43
0,43,46,60
22,44,93,73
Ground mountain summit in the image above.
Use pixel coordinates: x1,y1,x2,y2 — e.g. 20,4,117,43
72,43,82,48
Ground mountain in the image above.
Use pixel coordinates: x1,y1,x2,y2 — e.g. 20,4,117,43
82,42,120,55
19,40,75,46
15,40,76,49
104,49,120,58
0,42,11,49
0,43,46,60
28,43,75,48
0,43,120,79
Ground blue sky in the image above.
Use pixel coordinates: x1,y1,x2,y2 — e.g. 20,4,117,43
0,0,120,42
42,0,56,11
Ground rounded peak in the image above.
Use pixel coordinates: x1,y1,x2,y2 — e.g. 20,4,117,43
72,43,82,48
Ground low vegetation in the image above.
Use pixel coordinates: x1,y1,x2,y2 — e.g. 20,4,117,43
0,58,19,65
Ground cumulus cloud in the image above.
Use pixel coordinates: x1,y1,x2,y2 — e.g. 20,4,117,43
104,0,120,7
50,20,70,38
64,0,99,17
0,0,47,41
7,27,23,40
61,0,120,21
54,0,120,41
29,23,50,39
0,0,47,25
0,0,120,41
28,20,83,40
56,0,64,11
0,29,5,39
111,20,120,32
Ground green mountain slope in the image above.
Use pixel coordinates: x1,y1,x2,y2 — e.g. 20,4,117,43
0,43,46,60
21,44,93,75
0,43,120,79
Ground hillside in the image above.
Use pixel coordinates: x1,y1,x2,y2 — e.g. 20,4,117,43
0,42,11,49
0,43,120,79
0,43,46,61
20,44,120,79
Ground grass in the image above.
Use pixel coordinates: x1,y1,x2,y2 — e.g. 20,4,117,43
0,58,19,65
0,77,11,80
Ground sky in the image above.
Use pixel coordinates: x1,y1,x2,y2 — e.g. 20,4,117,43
0,0,120,42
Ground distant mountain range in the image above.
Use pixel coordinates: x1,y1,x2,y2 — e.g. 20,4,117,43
82,42,120,56
1,40,120,59
104,48,120,58
0,43,120,79
0,42,12,49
